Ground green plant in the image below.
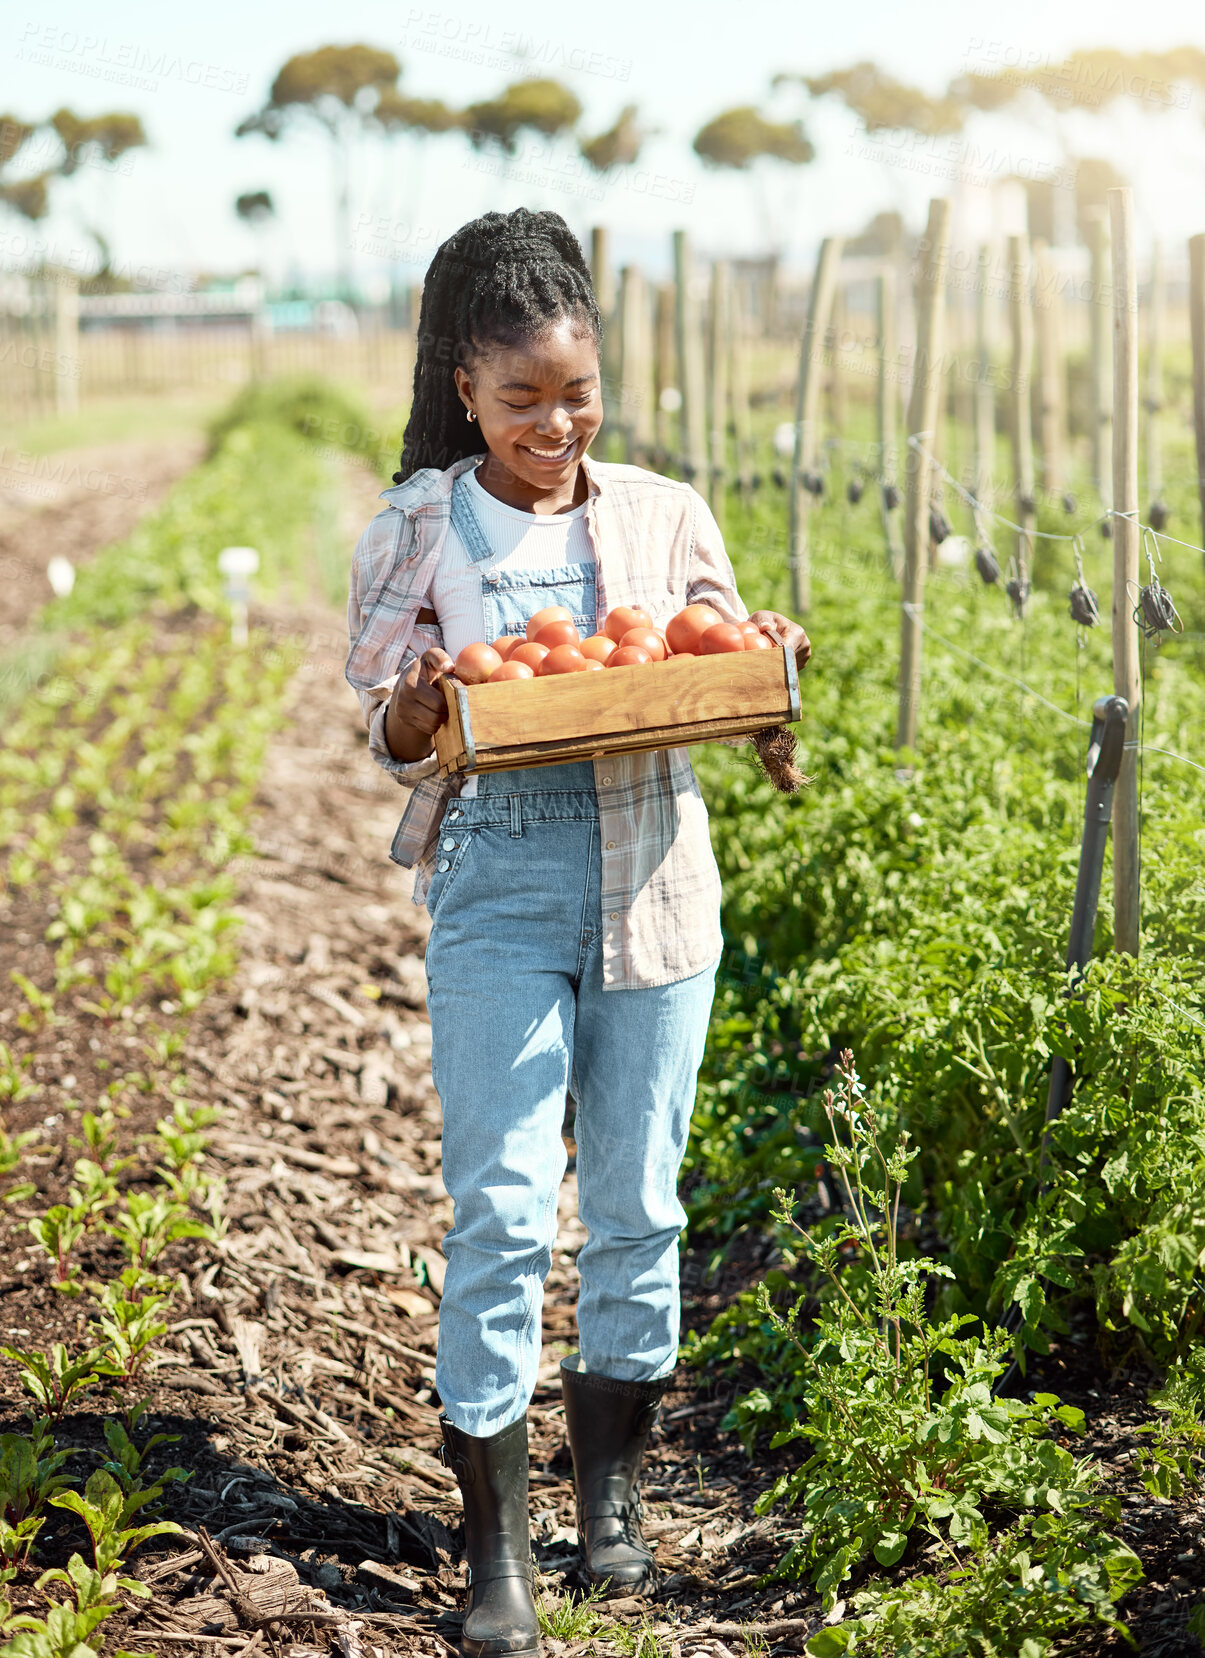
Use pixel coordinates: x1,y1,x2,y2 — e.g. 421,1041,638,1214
0,1420,76,1567
49,1468,181,1577
0,1125,38,1204
0,1346,114,1424
97,1402,189,1506
27,1206,87,1293
0,1048,35,1107
535,1583,610,1639
103,1190,214,1266
9,973,56,1034
6,1551,147,1658
611,1622,668,1658
66,1163,118,1221
753,1054,1099,1608
805,1512,1141,1657
67,1109,132,1178
86,1269,174,1384
1132,1347,1205,1500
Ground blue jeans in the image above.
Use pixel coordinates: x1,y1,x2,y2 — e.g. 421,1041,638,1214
424,759,717,1437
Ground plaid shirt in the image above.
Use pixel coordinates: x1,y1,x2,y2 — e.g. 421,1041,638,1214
345,451,749,989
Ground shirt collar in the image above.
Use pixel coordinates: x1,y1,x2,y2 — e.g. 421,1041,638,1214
377,448,605,515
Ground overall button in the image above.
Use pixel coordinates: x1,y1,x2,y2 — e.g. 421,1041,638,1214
605,840,616,850
600,775,613,786
442,837,456,851
437,859,451,873
448,808,463,820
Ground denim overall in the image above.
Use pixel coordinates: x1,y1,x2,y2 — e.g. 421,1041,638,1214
425,474,718,1437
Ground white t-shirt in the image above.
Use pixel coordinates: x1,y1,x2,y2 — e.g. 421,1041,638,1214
426,467,594,660
426,468,596,796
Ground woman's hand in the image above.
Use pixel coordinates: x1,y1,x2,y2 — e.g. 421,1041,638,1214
748,611,812,671
384,647,455,762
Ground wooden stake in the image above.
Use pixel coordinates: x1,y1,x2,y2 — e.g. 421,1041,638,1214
729,280,755,493
896,198,951,752
707,259,732,518
1109,187,1140,958
1032,240,1065,496
974,246,995,512
1190,234,1205,566
876,262,903,574
1087,208,1112,505
591,227,615,458
827,283,847,436
53,272,79,417
788,235,844,614
1145,240,1164,505
653,282,675,467
672,230,707,488
617,265,649,465
1007,233,1036,584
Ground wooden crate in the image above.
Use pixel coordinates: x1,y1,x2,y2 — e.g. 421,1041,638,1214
433,647,801,777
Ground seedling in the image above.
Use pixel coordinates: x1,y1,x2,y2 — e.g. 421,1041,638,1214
50,1467,181,1576
0,1045,36,1106
87,1270,174,1384
0,1419,77,1566
27,1206,88,1293
104,1190,215,1267
0,1344,115,1423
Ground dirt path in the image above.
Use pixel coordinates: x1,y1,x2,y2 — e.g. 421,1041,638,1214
0,434,205,650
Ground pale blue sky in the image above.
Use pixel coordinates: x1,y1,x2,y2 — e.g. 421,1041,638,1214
4,0,1204,289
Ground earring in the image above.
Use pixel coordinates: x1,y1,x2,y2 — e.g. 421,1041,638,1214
466,408,476,423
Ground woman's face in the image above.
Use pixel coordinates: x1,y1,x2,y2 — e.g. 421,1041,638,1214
454,315,603,501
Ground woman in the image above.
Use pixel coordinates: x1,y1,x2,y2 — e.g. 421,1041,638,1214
346,208,809,1658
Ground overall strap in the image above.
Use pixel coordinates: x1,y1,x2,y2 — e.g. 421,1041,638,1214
450,469,496,566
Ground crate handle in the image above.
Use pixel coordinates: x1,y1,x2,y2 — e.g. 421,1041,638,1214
783,646,802,723
452,678,477,772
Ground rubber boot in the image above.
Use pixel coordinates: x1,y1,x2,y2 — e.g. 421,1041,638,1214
439,1415,540,1658
560,1355,672,1593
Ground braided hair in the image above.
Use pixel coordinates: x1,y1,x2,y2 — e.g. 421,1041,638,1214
394,208,602,483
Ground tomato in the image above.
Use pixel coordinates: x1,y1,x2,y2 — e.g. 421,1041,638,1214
533,619,581,650
510,641,550,671
744,629,777,651
580,633,618,664
455,642,504,684
620,627,668,662
581,658,605,671
491,635,522,659
698,623,747,654
736,621,762,642
526,605,573,642
604,605,653,644
666,603,722,656
538,644,589,675
489,659,536,681
606,645,653,668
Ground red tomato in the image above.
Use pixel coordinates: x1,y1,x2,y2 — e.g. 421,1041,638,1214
666,603,722,656
736,621,762,642
744,630,777,651
581,658,605,672
620,627,668,662
491,635,522,660
526,605,573,642
698,623,747,654
489,659,536,681
533,619,581,650
538,644,589,675
580,633,618,664
604,605,653,644
510,641,550,671
606,645,653,668
455,642,504,684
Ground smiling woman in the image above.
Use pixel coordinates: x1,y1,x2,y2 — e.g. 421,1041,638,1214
344,204,809,1658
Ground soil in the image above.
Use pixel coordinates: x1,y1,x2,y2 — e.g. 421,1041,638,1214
0,434,206,651
0,457,1201,1658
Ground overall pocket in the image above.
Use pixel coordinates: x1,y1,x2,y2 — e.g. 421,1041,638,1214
424,807,477,921
481,564,597,642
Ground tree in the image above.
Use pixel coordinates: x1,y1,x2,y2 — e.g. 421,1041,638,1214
580,105,646,173
462,78,582,155
237,44,402,300
692,106,813,169
235,190,275,224
0,108,147,278
784,64,964,135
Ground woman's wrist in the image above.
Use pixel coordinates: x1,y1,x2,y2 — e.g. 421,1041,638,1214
383,696,436,762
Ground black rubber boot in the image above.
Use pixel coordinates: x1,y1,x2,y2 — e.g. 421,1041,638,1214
439,1415,540,1658
560,1355,672,1594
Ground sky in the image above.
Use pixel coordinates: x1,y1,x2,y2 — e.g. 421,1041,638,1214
4,0,1205,292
